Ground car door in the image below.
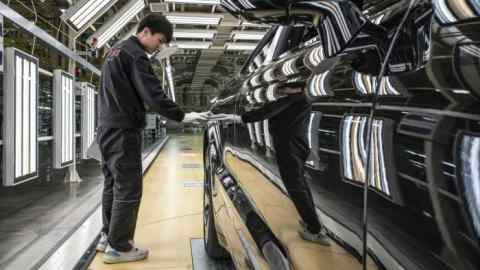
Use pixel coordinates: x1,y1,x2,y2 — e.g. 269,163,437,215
363,1,480,270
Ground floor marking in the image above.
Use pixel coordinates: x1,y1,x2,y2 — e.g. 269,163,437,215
184,181,204,188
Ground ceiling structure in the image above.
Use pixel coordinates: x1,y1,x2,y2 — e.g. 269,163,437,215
7,0,269,112
146,0,269,111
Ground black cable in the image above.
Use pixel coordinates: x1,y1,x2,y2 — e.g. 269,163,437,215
361,0,419,269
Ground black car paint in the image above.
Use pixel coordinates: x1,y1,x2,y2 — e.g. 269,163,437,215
206,0,480,269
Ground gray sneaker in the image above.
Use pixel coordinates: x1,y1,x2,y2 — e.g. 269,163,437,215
103,245,149,264
96,232,108,252
299,227,331,246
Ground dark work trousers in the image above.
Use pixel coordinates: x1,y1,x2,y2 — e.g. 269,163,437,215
269,97,323,234
97,127,143,252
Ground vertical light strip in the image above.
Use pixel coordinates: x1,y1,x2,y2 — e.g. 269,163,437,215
30,61,36,174
254,122,264,146
14,55,22,178
3,48,38,186
53,70,75,168
263,120,272,149
22,58,29,175
81,83,96,159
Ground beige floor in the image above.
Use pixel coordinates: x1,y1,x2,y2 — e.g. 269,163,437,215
88,134,373,270
88,134,205,270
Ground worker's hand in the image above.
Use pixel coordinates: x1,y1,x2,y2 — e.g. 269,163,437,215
208,113,242,123
183,112,209,125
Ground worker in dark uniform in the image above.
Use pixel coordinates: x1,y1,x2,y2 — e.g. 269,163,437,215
95,14,209,264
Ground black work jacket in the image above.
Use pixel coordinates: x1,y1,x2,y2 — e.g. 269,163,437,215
98,36,185,128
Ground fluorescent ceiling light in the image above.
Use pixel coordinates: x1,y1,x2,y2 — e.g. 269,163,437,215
63,0,117,29
166,14,222,25
165,0,220,4
225,42,256,51
174,29,216,39
174,41,212,49
89,0,145,48
231,30,266,41
241,21,270,28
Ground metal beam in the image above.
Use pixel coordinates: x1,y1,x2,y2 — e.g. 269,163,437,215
0,2,101,76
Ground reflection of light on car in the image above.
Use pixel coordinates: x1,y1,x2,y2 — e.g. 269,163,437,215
281,57,298,76
265,84,279,101
352,72,402,96
308,71,331,96
253,88,265,103
311,1,354,42
263,68,276,82
250,74,262,87
341,115,392,195
434,0,480,24
458,133,480,238
307,45,325,67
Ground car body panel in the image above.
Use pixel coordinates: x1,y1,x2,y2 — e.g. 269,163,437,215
204,1,480,269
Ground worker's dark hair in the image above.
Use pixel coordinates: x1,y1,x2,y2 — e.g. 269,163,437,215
137,14,173,43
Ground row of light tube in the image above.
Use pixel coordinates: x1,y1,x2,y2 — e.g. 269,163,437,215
65,0,117,29
94,0,145,48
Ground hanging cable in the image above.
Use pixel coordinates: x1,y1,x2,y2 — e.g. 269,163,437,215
361,0,419,269
11,0,88,50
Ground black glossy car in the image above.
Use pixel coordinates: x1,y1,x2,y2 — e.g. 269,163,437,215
203,1,480,269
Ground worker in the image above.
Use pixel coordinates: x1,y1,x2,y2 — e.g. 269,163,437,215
96,14,209,264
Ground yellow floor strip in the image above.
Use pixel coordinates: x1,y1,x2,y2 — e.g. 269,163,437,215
88,135,204,270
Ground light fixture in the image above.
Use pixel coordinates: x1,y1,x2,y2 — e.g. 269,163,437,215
165,0,220,4
174,41,212,49
166,58,176,101
166,14,222,25
174,29,216,39
231,30,266,41
241,21,269,28
341,115,395,196
3,48,39,186
81,83,96,159
53,70,75,169
88,0,145,48
225,42,256,51
61,0,118,30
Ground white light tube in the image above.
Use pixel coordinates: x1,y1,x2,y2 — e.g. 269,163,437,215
231,31,266,41
174,29,216,39
225,42,256,51
174,41,211,49
64,0,116,29
89,0,145,48
165,0,220,4
81,83,96,159
166,15,222,25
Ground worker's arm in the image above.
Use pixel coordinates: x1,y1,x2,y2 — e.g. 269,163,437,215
131,54,185,122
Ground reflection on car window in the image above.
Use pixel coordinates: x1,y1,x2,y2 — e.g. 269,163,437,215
455,42,480,98
434,0,480,24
